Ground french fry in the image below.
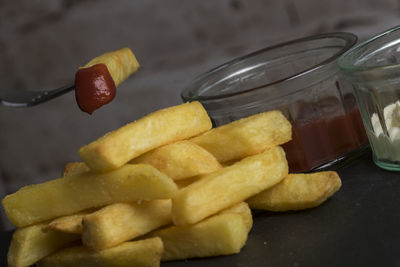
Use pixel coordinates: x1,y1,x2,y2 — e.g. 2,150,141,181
82,47,140,87
2,164,177,227
62,162,89,177
247,171,342,211
37,237,163,267
190,110,292,163
130,140,222,180
79,101,212,171
149,207,250,261
43,209,97,234
172,146,288,226
47,160,93,235
7,223,79,267
82,200,172,251
221,202,253,232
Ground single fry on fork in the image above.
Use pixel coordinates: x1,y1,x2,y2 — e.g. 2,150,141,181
81,47,140,87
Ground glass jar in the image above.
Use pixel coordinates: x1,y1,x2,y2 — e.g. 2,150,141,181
339,26,400,171
182,33,368,172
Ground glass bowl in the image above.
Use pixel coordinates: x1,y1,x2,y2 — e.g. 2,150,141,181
339,25,400,171
181,32,368,173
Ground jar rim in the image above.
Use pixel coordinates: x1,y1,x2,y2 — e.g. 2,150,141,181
338,25,400,76
181,32,357,101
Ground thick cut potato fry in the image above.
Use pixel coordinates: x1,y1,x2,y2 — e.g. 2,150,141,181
150,212,248,261
82,47,139,87
43,209,96,234
47,161,94,234
2,164,177,227
130,140,222,180
190,110,292,163
221,202,253,232
247,171,342,211
172,146,288,226
37,237,163,267
8,223,79,267
62,162,89,177
79,101,212,171
64,159,213,188
82,200,172,251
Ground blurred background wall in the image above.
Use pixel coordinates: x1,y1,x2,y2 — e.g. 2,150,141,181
0,0,399,230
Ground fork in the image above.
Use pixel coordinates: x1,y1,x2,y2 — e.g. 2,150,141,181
0,84,75,107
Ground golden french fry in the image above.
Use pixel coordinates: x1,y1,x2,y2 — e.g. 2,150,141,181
190,110,292,163
37,237,163,267
7,223,79,267
247,171,342,211
79,101,212,171
43,209,97,234
150,211,249,261
221,202,253,232
48,160,94,235
62,162,89,177
172,146,288,226
82,200,172,251
131,140,222,180
2,164,177,227
82,47,139,87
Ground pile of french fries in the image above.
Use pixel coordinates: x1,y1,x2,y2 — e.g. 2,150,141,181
2,101,342,267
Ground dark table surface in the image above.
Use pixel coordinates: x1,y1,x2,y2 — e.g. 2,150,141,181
1,153,400,267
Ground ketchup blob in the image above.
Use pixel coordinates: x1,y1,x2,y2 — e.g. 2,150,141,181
75,63,116,114
282,96,368,173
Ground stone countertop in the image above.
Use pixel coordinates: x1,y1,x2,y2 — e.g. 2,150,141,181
0,0,399,230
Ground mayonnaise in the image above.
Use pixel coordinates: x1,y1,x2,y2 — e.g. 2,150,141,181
370,100,400,161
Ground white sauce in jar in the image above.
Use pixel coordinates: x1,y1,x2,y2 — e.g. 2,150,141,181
370,101,400,162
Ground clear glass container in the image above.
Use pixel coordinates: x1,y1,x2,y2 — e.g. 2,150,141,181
339,25,400,171
182,33,368,173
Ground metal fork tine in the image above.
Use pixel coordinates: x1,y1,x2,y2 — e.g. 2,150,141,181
0,85,74,107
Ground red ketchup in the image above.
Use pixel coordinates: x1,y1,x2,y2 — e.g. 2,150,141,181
282,96,368,172
75,63,116,114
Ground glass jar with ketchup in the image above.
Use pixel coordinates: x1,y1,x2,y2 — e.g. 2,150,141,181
181,32,369,173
